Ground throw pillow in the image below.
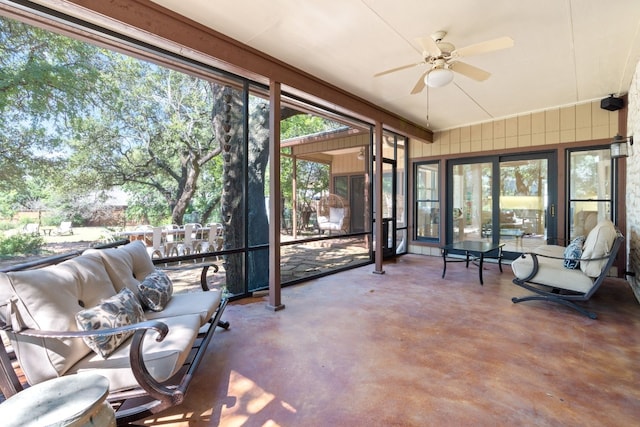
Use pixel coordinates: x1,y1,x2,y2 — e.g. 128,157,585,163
138,269,173,312
75,288,146,359
563,235,585,269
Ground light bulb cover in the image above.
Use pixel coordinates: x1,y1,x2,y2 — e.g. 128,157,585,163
425,68,454,88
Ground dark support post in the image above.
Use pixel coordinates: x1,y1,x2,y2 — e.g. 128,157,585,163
268,80,285,311
373,121,385,275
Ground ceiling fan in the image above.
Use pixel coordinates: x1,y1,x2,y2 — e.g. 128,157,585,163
374,31,514,93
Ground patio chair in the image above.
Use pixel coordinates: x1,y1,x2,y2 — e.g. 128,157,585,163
511,219,624,319
185,223,206,253
147,226,165,258
204,223,224,255
53,221,73,236
317,194,348,234
22,223,40,236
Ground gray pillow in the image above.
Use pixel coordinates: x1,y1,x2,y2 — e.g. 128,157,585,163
563,235,585,269
138,269,173,311
75,288,146,359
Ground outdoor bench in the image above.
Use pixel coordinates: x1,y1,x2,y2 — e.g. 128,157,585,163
0,240,229,425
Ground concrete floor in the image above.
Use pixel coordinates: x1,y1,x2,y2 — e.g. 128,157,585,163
139,254,640,427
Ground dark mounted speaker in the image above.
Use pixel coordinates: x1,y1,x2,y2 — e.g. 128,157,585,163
601,95,624,111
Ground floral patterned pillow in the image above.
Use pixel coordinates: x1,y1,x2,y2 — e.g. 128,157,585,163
75,288,146,359
563,235,585,269
138,269,173,312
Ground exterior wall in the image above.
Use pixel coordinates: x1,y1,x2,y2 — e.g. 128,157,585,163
626,61,640,302
411,100,618,158
407,100,619,257
292,132,368,176
332,151,366,175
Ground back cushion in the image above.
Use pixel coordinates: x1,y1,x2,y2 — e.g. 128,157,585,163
86,240,156,293
580,219,617,277
329,207,344,223
0,255,116,384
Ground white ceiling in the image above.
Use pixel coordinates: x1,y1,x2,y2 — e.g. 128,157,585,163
151,0,640,132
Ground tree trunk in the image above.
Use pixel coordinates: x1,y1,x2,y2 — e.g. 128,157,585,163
212,85,247,294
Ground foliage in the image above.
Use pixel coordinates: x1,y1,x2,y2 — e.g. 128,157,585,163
0,16,104,193
66,56,222,224
279,113,340,211
0,232,44,257
1,14,342,233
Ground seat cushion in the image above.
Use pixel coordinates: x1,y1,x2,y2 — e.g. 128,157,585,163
511,253,595,293
144,290,222,326
68,314,202,392
580,219,617,277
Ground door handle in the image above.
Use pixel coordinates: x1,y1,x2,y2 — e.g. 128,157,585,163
550,204,555,218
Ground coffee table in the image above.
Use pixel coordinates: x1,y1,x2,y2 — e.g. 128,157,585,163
441,240,504,285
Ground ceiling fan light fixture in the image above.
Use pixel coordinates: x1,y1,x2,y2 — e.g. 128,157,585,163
425,68,454,87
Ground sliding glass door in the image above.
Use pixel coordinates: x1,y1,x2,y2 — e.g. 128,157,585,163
448,152,556,258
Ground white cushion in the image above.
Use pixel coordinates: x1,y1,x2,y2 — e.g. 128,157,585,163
84,240,156,294
329,207,344,224
511,253,595,293
144,290,222,326
68,314,201,392
0,256,117,384
580,219,617,277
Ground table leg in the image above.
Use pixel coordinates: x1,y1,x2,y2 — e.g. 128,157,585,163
498,247,503,272
465,251,470,268
441,249,447,278
479,253,484,285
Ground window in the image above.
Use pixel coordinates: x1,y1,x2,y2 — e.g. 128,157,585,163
415,162,440,240
567,148,612,240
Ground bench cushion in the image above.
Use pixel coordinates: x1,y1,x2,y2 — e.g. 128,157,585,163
511,253,595,293
0,255,117,384
68,313,202,392
580,219,617,277
84,240,156,294
144,290,222,326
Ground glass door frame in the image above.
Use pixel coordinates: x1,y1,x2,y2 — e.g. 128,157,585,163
373,157,397,258
446,151,557,259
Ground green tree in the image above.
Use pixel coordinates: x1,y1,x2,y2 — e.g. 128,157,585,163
0,16,103,192
67,56,222,225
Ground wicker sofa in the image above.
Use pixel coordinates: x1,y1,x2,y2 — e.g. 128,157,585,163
0,240,228,425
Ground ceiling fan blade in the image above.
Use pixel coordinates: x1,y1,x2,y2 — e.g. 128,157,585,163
453,36,514,58
410,71,429,94
416,36,441,57
450,61,491,81
374,62,423,77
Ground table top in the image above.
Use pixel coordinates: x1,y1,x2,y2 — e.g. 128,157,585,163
442,240,504,253
0,373,110,426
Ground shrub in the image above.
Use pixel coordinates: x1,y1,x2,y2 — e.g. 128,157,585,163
0,233,44,257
